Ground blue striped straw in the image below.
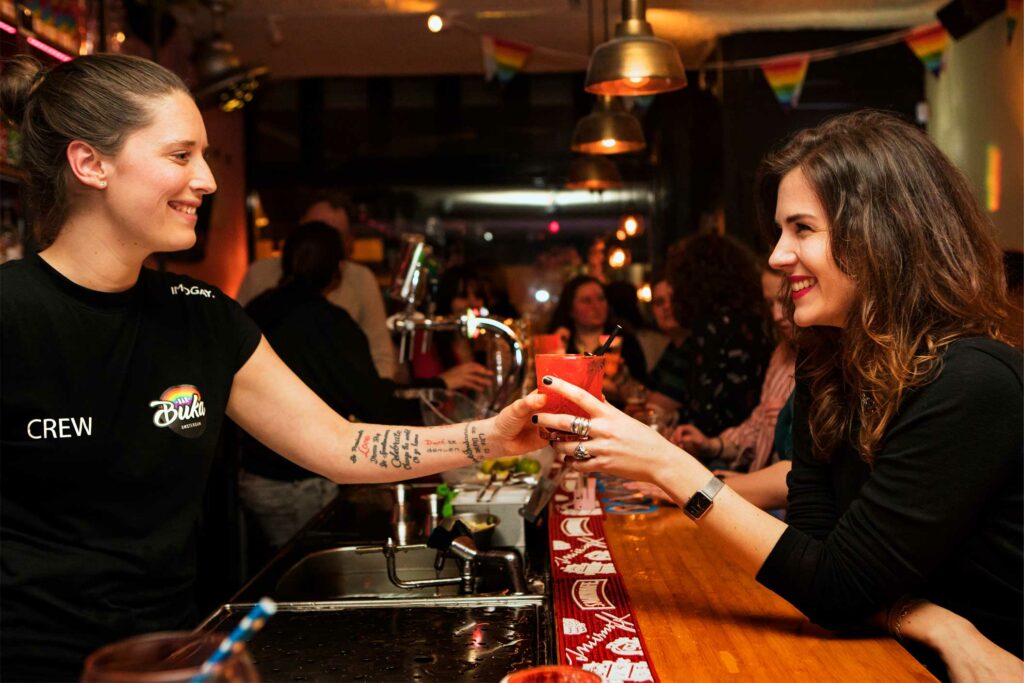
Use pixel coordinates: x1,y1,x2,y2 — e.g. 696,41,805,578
191,597,277,683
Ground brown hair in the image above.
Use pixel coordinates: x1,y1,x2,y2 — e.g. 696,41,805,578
755,110,1009,464
667,233,765,330
0,54,189,246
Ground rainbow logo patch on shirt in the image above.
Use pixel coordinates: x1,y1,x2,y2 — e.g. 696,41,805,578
149,384,207,438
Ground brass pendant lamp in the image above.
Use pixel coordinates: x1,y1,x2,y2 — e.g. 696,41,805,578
192,0,268,112
571,96,646,154
566,156,623,190
585,0,687,96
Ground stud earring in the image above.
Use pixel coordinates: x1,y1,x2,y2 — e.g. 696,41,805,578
98,180,107,189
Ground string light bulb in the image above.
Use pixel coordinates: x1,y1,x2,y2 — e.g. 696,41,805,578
608,246,631,269
637,283,652,302
619,214,644,237
427,14,444,32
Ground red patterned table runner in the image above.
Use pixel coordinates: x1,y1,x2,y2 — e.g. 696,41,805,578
548,477,660,682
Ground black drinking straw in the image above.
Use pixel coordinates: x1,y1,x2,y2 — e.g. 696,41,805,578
592,324,622,356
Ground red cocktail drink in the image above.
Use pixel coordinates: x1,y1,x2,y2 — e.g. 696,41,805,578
535,354,604,441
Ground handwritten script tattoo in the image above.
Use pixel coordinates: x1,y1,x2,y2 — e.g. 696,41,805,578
349,429,364,463
462,423,490,463
346,428,424,471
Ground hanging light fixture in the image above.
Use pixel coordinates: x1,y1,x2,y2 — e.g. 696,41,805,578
571,95,646,154
192,0,268,112
585,0,686,96
565,156,623,190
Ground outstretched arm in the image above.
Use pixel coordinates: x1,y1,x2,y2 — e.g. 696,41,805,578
227,338,546,483
536,376,788,576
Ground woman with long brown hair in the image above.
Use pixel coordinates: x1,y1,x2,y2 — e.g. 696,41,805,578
535,110,1022,681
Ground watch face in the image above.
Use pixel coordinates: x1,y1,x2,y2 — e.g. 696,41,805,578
685,492,713,519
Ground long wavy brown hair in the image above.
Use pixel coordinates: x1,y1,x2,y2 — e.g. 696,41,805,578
755,110,1010,464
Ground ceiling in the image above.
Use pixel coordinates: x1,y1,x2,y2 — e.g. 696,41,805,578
207,0,945,79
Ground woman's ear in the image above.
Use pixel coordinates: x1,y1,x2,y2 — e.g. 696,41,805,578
66,140,109,190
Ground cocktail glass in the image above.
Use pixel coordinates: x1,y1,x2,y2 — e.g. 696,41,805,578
500,665,602,683
535,353,604,441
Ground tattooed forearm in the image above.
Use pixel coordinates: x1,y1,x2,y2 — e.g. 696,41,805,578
462,423,491,463
346,421,492,473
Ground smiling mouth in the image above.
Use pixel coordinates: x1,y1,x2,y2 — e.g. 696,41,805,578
791,277,817,300
169,202,198,215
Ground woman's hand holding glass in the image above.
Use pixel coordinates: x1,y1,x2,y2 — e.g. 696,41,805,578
533,376,697,487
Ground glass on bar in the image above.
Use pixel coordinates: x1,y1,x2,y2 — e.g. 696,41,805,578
501,665,602,683
535,353,604,441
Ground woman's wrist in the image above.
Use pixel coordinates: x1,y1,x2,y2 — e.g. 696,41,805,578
700,436,724,459
892,599,973,652
652,443,712,500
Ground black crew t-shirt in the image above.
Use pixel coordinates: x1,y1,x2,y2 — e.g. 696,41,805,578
1,253,262,680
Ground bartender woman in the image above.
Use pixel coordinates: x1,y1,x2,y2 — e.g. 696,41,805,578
0,53,546,681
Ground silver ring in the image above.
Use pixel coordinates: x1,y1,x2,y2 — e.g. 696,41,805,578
570,416,592,438
572,442,593,461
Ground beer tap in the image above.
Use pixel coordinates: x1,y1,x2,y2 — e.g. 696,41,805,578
386,234,526,412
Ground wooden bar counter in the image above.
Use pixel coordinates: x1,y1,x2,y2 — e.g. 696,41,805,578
600,505,937,681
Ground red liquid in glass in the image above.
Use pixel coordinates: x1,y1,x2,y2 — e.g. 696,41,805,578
535,354,604,441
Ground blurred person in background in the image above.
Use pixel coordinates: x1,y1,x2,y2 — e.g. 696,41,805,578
630,263,797,510
641,271,686,372
672,264,796,471
584,237,608,283
239,222,425,549
606,279,666,375
548,275,648,403
409,265,494,392
236,194,398,379
646,233,774,437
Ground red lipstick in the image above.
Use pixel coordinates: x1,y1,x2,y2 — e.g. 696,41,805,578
789,275,816,301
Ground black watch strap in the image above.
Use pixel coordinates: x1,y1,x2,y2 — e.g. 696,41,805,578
684,475,724,520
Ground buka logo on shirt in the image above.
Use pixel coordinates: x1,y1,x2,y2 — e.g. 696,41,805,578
149,384,207,438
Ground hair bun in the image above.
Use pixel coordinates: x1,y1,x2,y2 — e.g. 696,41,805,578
0,55,46,125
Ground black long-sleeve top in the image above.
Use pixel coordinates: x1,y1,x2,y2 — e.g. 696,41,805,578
757,337,1023,659
241,284,423,481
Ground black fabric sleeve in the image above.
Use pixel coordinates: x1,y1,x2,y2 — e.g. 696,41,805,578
780,379,839,541
756,346,1022,629
293,307,421,425
224,295,263,371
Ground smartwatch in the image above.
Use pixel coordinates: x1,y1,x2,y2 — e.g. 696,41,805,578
684,475,725,521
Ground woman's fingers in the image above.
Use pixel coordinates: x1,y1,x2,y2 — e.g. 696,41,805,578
540,376,608,416
532,412,601,437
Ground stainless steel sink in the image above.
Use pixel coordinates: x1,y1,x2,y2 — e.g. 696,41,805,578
275,545,461,601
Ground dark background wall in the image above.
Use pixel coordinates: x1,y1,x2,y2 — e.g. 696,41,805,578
243,31,924,266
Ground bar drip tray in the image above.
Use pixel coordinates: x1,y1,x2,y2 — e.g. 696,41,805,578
198,598,550,682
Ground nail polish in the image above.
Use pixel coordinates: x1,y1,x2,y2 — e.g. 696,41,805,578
542,376,553,386
531,415,538,424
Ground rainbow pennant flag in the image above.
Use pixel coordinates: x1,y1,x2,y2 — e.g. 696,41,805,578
905,23,949,77
1008,0,1022,43
760,54,810,111
481,35,532,83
